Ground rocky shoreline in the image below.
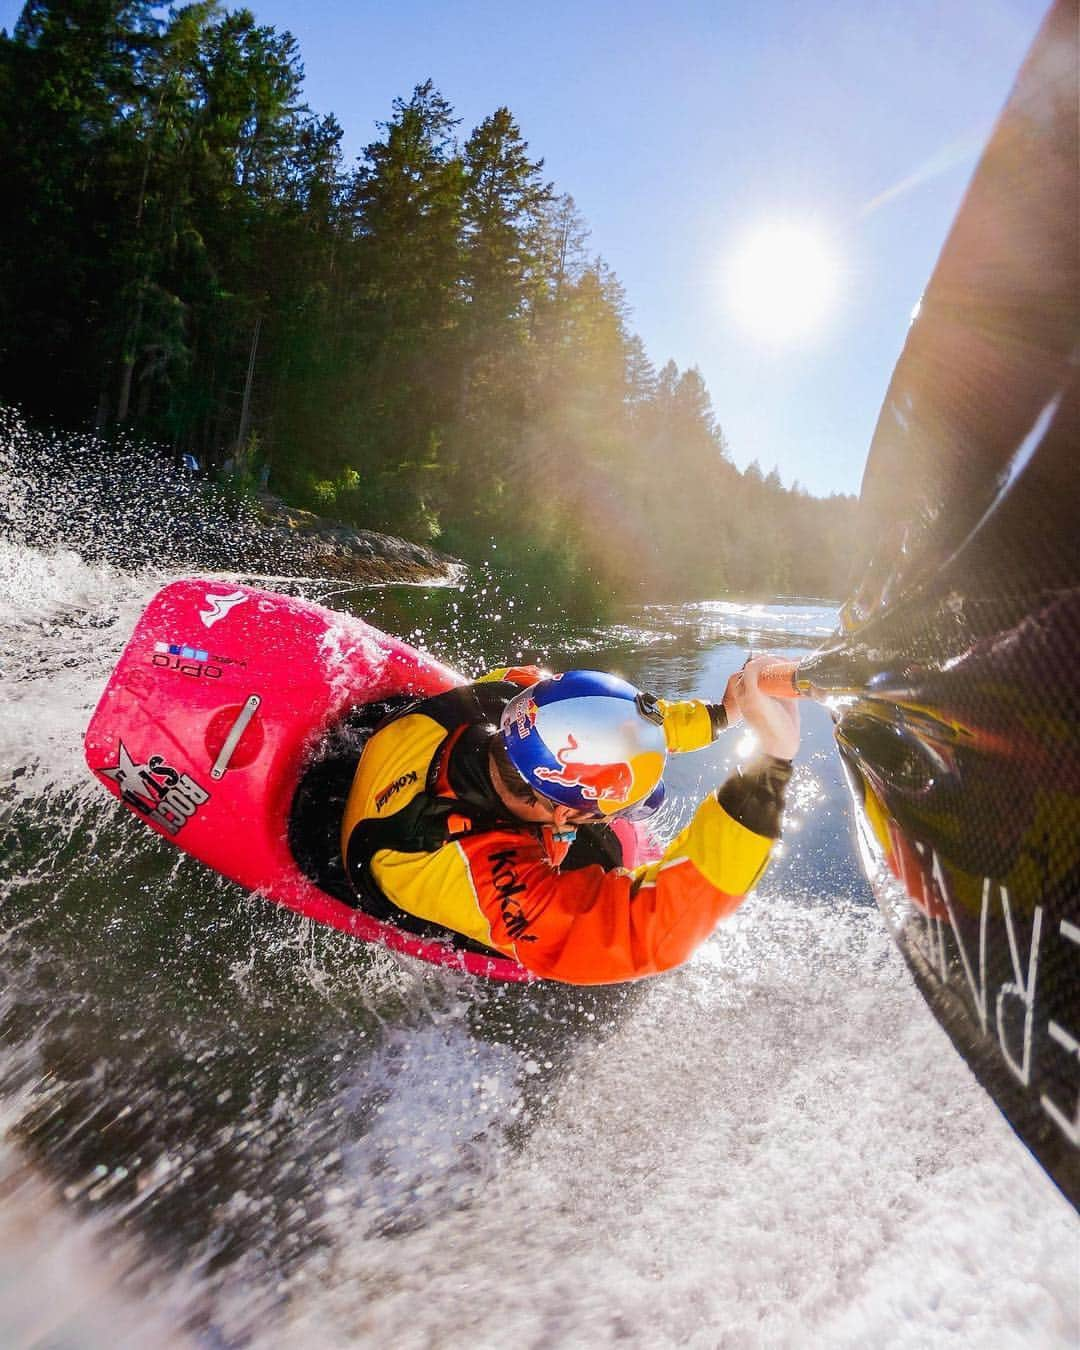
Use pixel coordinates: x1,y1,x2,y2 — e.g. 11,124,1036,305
0,403,466,586
253,493,464,586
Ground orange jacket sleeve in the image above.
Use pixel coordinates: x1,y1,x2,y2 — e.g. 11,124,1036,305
460,791,773,983
368,771,782,984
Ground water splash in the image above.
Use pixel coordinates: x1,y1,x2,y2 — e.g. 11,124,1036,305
0,411,1074,1347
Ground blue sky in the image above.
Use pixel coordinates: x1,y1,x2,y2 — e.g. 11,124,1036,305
1,0,1050,495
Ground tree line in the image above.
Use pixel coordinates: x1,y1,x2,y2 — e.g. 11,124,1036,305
0,1,862,608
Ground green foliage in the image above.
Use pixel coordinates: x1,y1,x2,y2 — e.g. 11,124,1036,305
0,2,863,611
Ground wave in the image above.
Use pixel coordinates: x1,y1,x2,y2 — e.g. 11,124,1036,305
1,415,1075,1346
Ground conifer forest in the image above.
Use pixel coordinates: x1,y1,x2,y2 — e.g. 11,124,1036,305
0,2,861,608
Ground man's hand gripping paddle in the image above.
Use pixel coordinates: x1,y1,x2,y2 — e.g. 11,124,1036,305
722,655,803,762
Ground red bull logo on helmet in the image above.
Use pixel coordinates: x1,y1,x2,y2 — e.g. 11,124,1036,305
500,671,668,816
535,733,634,804
511,696,540,741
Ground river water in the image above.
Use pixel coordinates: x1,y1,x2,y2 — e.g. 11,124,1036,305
1,434,1077,1347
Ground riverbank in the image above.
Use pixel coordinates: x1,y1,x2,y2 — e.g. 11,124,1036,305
252,492,463,586
0,403,464,587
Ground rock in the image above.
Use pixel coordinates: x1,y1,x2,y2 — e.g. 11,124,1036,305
252,492,463,585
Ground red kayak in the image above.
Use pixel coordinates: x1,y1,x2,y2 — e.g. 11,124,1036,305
84,578,539,980
85,578,655,981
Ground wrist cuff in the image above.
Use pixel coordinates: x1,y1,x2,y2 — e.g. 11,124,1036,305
706,702,728,738
716,755,793,839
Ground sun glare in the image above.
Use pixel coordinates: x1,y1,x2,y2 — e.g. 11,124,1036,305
725,222,839,343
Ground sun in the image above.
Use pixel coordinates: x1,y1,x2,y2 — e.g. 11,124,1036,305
725,222,839,343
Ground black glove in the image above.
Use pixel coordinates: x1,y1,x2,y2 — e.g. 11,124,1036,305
716,755,793,839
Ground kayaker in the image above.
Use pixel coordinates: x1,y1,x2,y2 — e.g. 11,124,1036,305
340,656,799,984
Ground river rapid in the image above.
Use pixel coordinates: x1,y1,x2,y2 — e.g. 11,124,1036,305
1,428,1076,1348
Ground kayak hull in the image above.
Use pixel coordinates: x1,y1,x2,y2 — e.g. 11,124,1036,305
84,578,535,981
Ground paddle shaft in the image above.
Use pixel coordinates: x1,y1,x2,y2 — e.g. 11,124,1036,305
755,659,803,699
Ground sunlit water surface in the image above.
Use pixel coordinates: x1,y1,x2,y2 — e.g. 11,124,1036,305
0,419,1076,1348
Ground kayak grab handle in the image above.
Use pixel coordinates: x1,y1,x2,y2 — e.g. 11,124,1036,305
210,695,262,780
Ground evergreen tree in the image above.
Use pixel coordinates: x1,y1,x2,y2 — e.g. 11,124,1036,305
460,107,550,336
0,0,160,421
342,80,464,533
0,8,863,609
440,107,550,525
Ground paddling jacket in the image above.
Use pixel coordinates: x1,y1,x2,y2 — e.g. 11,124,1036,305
340,668,791,985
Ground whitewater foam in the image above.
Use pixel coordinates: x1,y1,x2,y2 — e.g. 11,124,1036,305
1,413,1075,1347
